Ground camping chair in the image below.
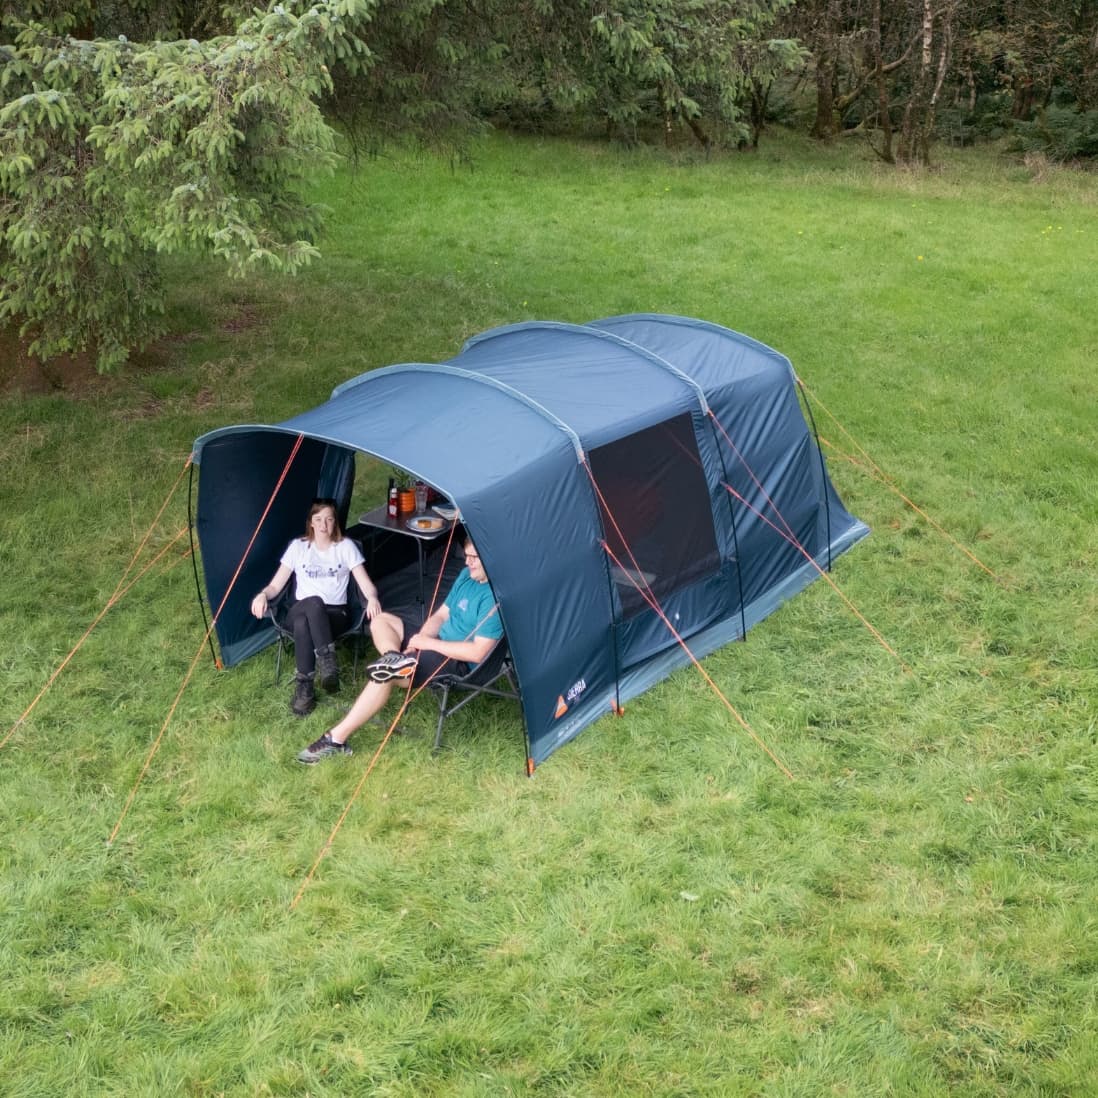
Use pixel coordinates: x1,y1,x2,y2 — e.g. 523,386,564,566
267,577,369,684
429,638,520,753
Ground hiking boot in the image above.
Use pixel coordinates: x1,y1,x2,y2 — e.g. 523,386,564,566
296,732,353,765
315,642,340,694
290,673,316,717
367,651,417,683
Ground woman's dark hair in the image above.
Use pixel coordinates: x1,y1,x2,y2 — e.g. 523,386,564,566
304,498,343,542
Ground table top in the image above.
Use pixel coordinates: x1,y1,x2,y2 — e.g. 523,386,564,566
355,503,454,542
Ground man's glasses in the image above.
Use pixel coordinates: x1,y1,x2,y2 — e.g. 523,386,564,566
464,553,480,563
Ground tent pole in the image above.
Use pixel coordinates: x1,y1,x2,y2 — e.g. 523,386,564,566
584,459,625,714
797,378,833,573
706,412,747,642
187,461,220,669
729,479,748,643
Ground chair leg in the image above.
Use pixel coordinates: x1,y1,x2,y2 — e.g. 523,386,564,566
432,684,451,753
275,638,285,684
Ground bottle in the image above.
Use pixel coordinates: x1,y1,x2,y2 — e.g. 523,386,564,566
387,478,398,519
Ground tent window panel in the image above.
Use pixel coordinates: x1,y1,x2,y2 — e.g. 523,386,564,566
590,412,720,619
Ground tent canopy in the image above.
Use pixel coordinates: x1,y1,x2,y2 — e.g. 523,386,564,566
192,314,869,768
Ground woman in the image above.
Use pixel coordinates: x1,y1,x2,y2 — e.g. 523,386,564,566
251,499,382,717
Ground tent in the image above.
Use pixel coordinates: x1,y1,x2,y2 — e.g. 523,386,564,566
191,314,869,770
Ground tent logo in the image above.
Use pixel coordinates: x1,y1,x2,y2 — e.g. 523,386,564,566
555,677,587,717
553,676,588,720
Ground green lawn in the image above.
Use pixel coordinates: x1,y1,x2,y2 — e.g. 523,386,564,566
1,130,1095,1096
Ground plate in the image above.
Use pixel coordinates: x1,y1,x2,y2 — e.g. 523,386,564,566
432,505,458,520
406,515,445,533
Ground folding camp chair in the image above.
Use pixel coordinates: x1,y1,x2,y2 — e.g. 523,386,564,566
267,577,369,684
429,638,520,752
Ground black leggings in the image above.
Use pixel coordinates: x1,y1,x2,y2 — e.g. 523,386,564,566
285,597,350,675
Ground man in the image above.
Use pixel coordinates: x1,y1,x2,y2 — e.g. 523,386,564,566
296,539,503,763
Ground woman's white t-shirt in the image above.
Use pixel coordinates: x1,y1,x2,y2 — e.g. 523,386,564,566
280,537,364,605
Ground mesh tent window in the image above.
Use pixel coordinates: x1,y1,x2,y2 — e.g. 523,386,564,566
590,413,720,619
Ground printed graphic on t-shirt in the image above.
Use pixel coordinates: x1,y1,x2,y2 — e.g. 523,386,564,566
302,560,346,580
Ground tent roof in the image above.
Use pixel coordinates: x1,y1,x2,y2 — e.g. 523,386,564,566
194,322,702,507
193,364,576,504
590,314,793,391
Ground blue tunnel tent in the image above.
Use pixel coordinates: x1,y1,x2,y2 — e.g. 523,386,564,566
191,314,870,770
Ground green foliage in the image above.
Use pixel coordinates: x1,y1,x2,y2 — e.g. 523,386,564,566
331,0,803,153
967,2,1098,121
536,0,804,145
325,0,516,150
0,0,375,370
0,0,95,38
1007,106,1098,160
0,0,246,40
780,0,1098,164
0,0,809,374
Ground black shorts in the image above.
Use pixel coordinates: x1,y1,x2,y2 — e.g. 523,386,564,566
393,608,470,686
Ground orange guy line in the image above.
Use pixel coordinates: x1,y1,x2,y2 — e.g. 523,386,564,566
291,598,501,909
799,375,1001,582
722,481,908,672
107,436,305,843
600,539,794,781
2,460,192,752
824,442,1002,582
583,459,794,776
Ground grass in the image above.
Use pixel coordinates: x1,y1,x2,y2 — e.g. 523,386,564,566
1,128,1096,1096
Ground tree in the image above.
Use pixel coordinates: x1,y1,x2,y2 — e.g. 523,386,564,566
0,0,374,370
0,0,811,371
0,1,256,41
789,0,1098,163
324,0,514,151
784,0,912,144
328,0,804,152
561,0,804,148
786,0,863,139
966,0,1098,116
892,0,954,163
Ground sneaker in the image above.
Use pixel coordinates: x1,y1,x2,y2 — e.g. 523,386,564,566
367,651,417,683
290,674,316,718
296,733,353,765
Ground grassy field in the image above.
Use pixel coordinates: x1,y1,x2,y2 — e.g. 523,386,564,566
1,130,1096,1096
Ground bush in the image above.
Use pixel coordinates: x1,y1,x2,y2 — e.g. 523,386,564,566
934,93,1014,147
1006,106,1098,161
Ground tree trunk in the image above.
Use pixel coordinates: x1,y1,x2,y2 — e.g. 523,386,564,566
745,80,770,150
685,115,711,151
1012,77,1035,119
898,0,934,164
812,54,837,139
871,0,894,162
919,10,952,162
74,4,97,38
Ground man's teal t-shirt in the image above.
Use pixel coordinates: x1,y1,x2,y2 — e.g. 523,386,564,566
440,568,503,642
